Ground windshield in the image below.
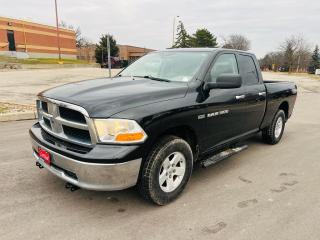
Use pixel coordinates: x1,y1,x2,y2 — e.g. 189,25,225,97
119,51,210,82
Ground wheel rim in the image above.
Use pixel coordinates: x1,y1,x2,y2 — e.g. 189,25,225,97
274,117,283,139
159,152,186,193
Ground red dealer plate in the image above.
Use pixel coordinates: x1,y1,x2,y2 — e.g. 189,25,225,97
38,147,51,165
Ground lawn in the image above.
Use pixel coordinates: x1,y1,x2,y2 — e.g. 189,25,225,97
272,71,320,80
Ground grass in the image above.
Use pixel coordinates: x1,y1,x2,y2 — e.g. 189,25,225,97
19,58,89,64
0,105,8,114
0,55,90,65
0,102,35,114
289,73,320,80
271,71,320,80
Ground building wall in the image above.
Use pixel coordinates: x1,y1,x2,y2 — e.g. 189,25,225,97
0,16,76,59
77,44,96,62
76,44,155,63
118,45,155,62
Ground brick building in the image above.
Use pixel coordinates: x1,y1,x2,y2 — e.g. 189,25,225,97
118,45,154,62
77,44,155,63
0,16,76,59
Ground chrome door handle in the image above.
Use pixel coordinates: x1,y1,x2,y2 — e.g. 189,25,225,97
258,92,266,96
235,95,246,100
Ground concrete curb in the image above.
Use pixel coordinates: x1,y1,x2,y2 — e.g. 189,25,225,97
0,111,37,122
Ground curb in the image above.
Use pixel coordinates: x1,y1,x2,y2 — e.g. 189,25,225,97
0,111,37,122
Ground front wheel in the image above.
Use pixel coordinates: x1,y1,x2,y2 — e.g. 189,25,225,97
138,135,193,205
262,110,286,144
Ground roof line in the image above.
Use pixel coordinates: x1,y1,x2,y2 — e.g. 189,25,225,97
0,16,75,33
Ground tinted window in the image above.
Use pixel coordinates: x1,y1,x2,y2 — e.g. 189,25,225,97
238,55,259,85
209,54,238,83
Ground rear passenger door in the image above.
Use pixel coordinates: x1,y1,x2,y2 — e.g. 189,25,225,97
236,54,266,133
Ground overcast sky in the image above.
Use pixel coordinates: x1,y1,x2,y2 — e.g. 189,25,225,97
1,0,319,57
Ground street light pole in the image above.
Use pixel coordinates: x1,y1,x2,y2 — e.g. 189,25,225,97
172,15,179,47
54,0,62,62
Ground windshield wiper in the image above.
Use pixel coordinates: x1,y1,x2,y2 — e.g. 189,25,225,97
134,75,171,82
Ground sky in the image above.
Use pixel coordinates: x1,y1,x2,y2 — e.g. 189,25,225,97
1,0,319,58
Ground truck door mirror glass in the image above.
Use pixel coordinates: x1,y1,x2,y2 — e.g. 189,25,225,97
204,74,242,90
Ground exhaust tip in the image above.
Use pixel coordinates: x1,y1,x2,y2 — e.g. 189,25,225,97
65,182,80,192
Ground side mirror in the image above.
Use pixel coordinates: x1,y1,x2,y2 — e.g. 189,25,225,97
204,74,242,91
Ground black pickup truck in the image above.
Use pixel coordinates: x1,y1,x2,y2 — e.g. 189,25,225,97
30,48,297,205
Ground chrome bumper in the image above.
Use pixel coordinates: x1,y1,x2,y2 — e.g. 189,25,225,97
31,137,142,191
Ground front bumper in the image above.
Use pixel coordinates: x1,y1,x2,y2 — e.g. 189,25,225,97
30,124,142,191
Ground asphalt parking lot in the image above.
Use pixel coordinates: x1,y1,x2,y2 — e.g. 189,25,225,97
0,68,119,105
0,72,320,240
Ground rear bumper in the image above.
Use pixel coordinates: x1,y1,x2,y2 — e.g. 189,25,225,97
30,124,142,191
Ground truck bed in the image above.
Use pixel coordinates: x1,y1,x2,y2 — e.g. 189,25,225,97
260,80,297,129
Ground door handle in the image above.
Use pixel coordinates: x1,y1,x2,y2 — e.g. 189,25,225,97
235,95,246,100
258,91,266,96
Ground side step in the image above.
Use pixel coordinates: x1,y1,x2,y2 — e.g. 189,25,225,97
201,145,248,168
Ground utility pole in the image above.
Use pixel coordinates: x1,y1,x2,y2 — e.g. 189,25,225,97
172,16,179,47
107,36,111,78
54,0,62,62
101,48,104,65
296,55,301,72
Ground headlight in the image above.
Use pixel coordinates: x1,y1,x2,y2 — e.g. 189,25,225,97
94,119,147,144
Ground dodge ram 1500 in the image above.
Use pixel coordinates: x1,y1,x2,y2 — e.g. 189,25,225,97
30,48,297,205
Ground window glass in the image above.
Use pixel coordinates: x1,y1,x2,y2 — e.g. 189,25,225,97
120,51,210,82
209,54,238,82
238,55,259,85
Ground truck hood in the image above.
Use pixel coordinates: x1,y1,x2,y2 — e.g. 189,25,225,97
40,77,188,118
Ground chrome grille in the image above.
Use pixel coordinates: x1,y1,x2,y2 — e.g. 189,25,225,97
37,97,97,147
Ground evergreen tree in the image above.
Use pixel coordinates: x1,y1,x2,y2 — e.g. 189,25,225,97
309,45,320,74
190,28,218,48
172,21,192,48
95,34,119,64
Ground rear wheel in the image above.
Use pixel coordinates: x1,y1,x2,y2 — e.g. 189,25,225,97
138,135,193,205
262,110,286,144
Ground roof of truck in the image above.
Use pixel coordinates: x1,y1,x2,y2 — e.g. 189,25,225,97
160,48,253,55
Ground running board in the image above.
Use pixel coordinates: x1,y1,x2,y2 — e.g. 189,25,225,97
200,145,248,168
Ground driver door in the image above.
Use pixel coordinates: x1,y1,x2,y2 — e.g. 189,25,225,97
201,53,249,151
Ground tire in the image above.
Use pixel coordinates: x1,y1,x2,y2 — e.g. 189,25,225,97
262,110,286,145
138,135,193,205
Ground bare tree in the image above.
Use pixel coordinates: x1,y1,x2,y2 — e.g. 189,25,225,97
59,21,90,48
279,35,311,72
260,51,284,71
58,20,73,30
74,27,91,48
222,34,251,51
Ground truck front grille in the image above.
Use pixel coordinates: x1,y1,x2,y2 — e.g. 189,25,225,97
41,130,92,154
37,98,96,147
59,106,86,124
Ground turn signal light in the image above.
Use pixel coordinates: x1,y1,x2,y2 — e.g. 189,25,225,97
115,132,144,142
